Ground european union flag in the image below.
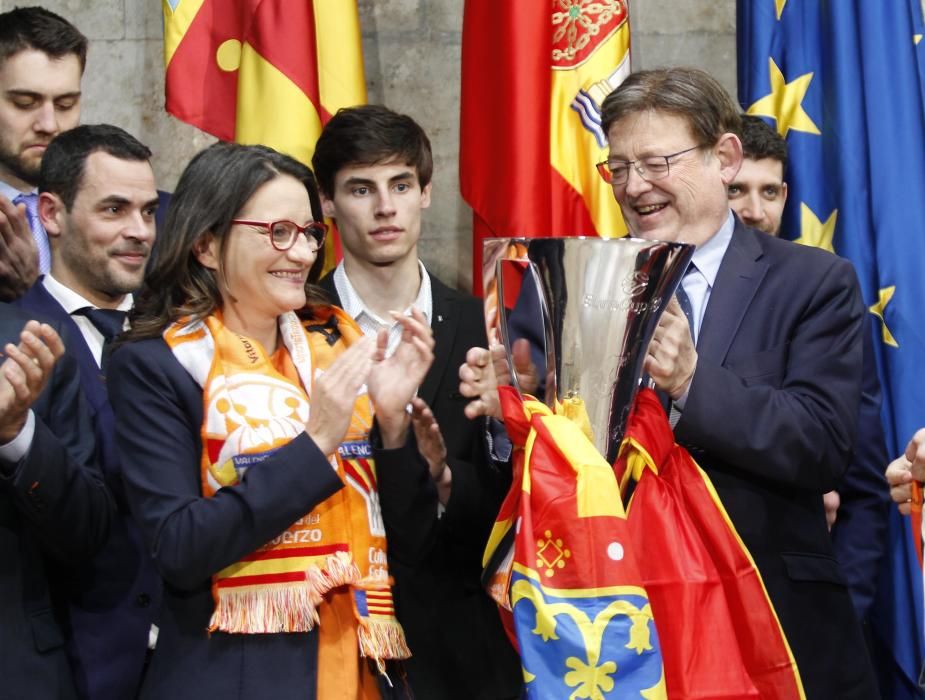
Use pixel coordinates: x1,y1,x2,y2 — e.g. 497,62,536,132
738,2,925,697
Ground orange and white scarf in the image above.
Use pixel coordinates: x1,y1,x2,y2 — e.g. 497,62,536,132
163,306,409,668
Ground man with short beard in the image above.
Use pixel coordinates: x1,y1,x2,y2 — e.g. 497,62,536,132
0,6,87,300
17,123,162,700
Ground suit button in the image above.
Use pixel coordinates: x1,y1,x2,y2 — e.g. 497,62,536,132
136,593,151,607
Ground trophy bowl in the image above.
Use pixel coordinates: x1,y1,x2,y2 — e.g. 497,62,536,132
483,237,694,463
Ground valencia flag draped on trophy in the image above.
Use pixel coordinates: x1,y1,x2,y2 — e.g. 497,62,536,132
162,0,366,272
459,2,630,295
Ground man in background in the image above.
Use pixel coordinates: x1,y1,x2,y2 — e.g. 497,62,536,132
726,114,788,235
0,6,87,299
18,123,161,699
312,104,522,700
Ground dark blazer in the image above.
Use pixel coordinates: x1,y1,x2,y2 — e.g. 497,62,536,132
320,271,523,700
0,302,111,699
18,281,163,699
674,220,878,699
830,314,890,620
108,334,429,700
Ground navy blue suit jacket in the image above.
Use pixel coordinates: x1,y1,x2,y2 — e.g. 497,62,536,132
0,302,111,699
320,272,523,700
109,331,430,700
673,220,878,699
17,282,162,699
830,314,890,620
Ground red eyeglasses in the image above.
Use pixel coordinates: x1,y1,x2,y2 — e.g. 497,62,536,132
231,219,328,252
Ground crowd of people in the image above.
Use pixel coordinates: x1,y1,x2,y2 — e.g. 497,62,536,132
0,5,921,700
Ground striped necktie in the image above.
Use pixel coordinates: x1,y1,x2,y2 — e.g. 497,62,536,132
674,276,696,344
669,265,697,428
13,192,51,274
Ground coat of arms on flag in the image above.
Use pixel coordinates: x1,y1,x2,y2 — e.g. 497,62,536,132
485,387,667,699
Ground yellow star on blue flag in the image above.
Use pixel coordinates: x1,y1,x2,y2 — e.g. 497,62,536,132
738,1,925,696
795,203,836,252
747,58,820,138
869,286,898,348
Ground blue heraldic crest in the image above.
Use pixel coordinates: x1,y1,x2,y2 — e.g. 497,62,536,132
511,568,664,700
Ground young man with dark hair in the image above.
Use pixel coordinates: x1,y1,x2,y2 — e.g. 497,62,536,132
313,105,522,700
17,123,161,700
0,6,88,299
727,115,789,235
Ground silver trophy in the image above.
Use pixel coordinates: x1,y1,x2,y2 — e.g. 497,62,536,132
483,237,694,463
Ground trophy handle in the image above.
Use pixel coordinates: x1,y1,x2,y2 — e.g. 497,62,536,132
494,260,557,404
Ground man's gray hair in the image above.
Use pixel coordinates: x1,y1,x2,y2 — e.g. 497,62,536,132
601,67,742,147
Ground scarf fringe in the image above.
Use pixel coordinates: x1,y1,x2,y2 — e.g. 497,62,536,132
306,550,362,596
209,553,362,634
359,618,412,672
209,582,320,634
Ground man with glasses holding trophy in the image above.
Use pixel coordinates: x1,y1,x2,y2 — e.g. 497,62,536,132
465,67,878,700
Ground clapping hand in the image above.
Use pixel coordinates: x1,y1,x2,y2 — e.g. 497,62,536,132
368,308,435,447
0,196,39,302
410,397,451,503
0,321,64,443
306,335,376,456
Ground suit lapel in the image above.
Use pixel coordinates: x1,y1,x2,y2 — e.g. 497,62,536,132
697,222,768,365
419,278,457,408
18,282,108,410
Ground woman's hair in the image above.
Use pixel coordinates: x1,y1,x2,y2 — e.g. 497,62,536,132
126,142,328,341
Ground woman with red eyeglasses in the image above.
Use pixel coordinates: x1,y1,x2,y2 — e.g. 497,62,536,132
109,142,433,700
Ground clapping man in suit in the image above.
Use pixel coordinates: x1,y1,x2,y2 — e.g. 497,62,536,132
593,66,878,698
17,123,161,699
0,305,112,699
312,105,522,700
0,7,87,299
727,114,890,623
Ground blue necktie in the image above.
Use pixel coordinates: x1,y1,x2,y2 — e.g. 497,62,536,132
669,266,697,428
76,307,127,372
674,276,696,344
13,192,51,274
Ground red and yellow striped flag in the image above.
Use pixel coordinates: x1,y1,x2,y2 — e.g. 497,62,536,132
460,2,630,294
163,0,366,270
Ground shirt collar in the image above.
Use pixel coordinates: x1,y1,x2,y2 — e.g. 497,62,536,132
689,210,735,288
42,273,133,314
333,259,433,326
0,179,34,201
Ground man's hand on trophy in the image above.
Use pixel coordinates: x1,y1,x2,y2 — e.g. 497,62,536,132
644,296,697,400
460,346,502,420
489,333,540,395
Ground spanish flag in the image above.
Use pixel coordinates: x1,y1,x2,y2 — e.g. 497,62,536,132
162,0,366,269
460,3,629,293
